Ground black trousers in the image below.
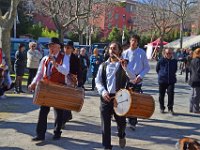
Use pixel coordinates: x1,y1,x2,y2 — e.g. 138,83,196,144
27,68,37,87
100,95,126,149
36,106,63,138
127,83,142,126
92,72,97,90
185,68,191,82
62,110,72,124
82,69,87,87
159,83,175,110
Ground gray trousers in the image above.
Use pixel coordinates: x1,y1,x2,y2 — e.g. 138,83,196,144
190,87,200,112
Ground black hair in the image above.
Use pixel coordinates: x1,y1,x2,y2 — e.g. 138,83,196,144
18,43,25,50
108,41,123,56
129,34,140,44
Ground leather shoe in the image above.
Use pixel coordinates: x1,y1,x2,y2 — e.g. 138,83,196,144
119,138,126,148
32,136,45,141
52,134,61,140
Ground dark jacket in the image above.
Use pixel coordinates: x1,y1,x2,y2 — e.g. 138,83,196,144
79,54,90,71
14,50,26,67
70,53,83,87
189,58,200,87
156,57,177,84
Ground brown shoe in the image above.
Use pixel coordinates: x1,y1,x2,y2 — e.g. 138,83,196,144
119,138,126,148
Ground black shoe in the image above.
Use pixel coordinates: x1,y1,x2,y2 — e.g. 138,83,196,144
168,109,174,115
32,136,45,141
65,116,72,122
19,90,26,93
52,134,61,140
128,123,136,130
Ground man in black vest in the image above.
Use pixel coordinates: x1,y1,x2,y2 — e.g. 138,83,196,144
95,41,133,150
61,41,83,128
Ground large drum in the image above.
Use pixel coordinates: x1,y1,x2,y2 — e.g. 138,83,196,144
33,81,84,112
114,89,155,119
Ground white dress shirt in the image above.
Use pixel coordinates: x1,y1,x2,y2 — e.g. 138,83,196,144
122,47,150,82
31,52,70,84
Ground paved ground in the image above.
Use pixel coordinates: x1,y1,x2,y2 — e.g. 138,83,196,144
0,61,199,150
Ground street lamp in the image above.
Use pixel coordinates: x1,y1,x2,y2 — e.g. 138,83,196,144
14,12,20,38
122,14,126,44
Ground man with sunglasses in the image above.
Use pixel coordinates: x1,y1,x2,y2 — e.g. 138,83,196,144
156,48,177,115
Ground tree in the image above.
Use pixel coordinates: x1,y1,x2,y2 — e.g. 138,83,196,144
0,0,21,67
71,0,113,45
137,0,177,50
108,27,122,42
169,0,198,48
33,0,93,42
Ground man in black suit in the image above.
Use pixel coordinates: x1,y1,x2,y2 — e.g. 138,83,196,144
62,41,83,128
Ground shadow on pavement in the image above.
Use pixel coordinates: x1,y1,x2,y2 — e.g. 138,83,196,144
0,96,38,114
131,118,200,146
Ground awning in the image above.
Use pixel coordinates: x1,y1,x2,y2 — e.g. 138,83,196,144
164,35,200,49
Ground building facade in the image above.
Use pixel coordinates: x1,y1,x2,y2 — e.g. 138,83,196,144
93,0,138,37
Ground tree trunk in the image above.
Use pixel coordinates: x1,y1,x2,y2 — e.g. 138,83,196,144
58,28,65,43
180,19,184,49
0,27,11,69
79,33,84,45
160,36,164,51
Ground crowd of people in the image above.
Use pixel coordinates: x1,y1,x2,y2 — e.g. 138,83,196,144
0,35,200,150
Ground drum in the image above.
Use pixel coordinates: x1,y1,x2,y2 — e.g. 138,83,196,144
33,81,84,112
114,89,155,119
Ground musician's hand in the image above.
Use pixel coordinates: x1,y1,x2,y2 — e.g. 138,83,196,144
96,61,99,64
131,76,142,84
0,64,6,70
120,59,128,69
102,92,111,102
49,56,57,66
28,83,36,91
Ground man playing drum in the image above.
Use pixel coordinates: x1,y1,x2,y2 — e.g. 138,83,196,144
95,41,134,150
122,35,150,130
29,37,70,141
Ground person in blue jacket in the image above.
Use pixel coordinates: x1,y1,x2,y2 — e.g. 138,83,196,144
156,48,177,115
90,48,103,90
